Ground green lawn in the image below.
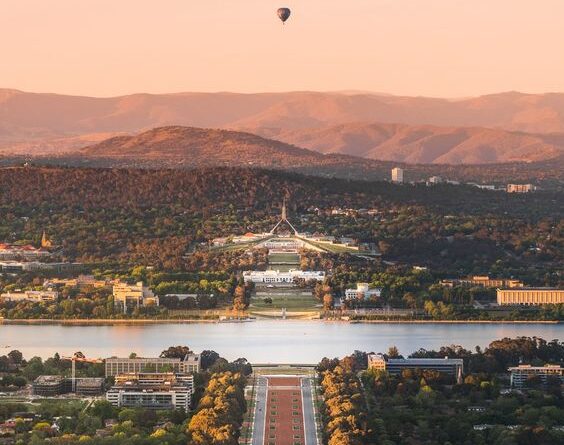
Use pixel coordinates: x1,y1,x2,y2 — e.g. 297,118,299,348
268,252,300,264
251,291,319,311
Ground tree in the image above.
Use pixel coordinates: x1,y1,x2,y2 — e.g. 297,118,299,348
387,346,400,358
200,350,220,370
7,350,23,365
160,346,192,359
323,293,334,310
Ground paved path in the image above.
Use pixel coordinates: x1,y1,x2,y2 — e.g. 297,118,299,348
251,377,268,445
250,375,319,445
301,378,319,445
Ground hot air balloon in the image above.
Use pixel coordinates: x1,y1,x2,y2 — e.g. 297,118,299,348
277,7,291,24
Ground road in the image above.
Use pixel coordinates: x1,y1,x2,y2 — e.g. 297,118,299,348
251,377,268,445
301,378,319,445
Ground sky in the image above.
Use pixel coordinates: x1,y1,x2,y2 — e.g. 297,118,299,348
1,0,563,98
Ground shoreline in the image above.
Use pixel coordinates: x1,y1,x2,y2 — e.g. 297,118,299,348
348,319,561,325
0,318,560,326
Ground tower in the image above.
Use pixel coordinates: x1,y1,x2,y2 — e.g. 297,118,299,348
41,231,52,249
281,198,287,221
270,198,298,235
391,167,404,183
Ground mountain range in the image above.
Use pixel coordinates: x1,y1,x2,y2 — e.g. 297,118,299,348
26,126,551,186
1,89,564,164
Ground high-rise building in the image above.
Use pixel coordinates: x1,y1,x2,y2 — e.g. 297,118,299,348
391,167,404,183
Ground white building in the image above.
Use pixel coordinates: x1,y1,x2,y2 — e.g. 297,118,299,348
344,283,382,300
232,232,266,244
391,167,404,183
507,184,536,193
0,290,58,303
427,176,443,185
106,372,194,411
243,269,325,285
264,239,302,249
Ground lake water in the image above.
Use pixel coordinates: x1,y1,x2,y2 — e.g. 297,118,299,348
0,321,561,363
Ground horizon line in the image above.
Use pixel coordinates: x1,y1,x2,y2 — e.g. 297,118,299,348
2,87,563,101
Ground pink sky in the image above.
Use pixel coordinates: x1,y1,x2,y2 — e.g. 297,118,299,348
1,0,563,97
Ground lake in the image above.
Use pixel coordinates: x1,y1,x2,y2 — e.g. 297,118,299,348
0,321,561,363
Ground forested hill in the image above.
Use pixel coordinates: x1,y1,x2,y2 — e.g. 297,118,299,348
0,166,560,218
0,166,561,274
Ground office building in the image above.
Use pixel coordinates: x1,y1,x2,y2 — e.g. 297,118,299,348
344,283,382,300
32,376,104,396
105,354,201,377
509,364,564,388
242,269,325,284
0,290,58,303
112,281,159,313
440,276,524,289
106,372,194,411
0,261,83,273
391,167,404,183
497,288,564,306
45,275,111,289
74,378,105,396
32,376,70,396
368,354,463,383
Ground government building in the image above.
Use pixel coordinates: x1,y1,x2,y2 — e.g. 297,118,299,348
112,281,159,313
242,269,325,285
368,354,464,383
440,276,524,289
0,289,58,303
496,288,564,305
344,283,382,301
508,364,564,388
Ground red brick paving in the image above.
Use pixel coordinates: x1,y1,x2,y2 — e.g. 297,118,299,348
264,377,304,445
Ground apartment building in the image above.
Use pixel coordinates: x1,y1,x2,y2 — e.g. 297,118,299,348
106,372,194,411
105,354,201,377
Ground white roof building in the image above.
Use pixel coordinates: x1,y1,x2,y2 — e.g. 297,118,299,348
243,269,325,284
345,283,382,300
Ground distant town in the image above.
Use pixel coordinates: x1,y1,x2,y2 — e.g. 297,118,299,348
0,181,561,323
0,165,561,445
